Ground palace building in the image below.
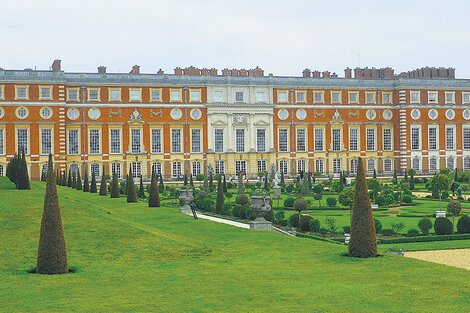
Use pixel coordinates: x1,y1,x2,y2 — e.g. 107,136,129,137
0,60,468,180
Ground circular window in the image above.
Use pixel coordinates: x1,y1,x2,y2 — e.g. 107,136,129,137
278,109,289,120
67,108,80,120
366,109,376,120
410,109,421,120
40,107,52,119
190,109,201,120
382,110,393,121
88,108,101,120
171,108,183,120
428,109,438,120
463,109,470,121
445,109,455,120
0,107,4,119
296,109,307,120
15,106,29,119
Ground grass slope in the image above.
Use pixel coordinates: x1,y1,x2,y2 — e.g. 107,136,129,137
0,178,469,312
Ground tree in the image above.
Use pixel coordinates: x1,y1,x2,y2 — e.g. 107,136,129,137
76,168,82,190
339,187,355,222
18,149,31,190
404,170,408,181
110,169,120,198
209,171,213,188
313,193,322,208
127,165,138,203
215,175,224,214
264,173,270,192
90,169,97,193
67,169,72,187
190,174,194,187
338,171,344,193
139,175,145,198
293,198,308,230
223,174,227,192
454,169,459,183
71,172,77,189
431,174,451,211
447,200,462,231
392,170,398,185
99,166,108,196
373,168,376,179
301,175,310,195
56,170,60,185
237,173,244,195
62,170,67,186
280,172,285,187
36,154,68,274
148,169,160,207
158,174,164,193
348,158,378,258
418,218,433,236
408,169,416,190
83,170,89,192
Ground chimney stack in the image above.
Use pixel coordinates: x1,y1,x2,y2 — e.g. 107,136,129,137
302,68,311,78
344,68,352,79
98,66,106,74
157,68,164,75
52,59,61,72
130,65,140,74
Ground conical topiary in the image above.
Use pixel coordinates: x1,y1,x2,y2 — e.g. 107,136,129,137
223,174,227,192
158,174,164,193
76,169,82,190
110,170,120,198
90,170,97,193
215,175,224,214
71,172,77,189
61,171,66,186
56,170,59,185
36,154,68,274
348,157,378,258
18,149,31,190
148,169,160,207
209,171,213,188
127,165,138,203
83,170,89,192
99,166,107,196
139,175,145,198
67,170,72,187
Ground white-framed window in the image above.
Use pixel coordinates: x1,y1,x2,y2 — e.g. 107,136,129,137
88,88,100,101
349,92,358,104
131,129,141,153
16,107,28,119
464,157,470,171
171,129,181,153
366,129,375,151
280,160,289,174
235,129,245,152
384,159,392,173
463,128,470,150
463,92,470,104
41,164,49,176
41,128,52,155
447,157,455,171
410,91,420,104
39,86,52,100
0,129,4,155
170,89,181,102
429,158,438,172
277,91,288,103
132,162,141,178
17,128,28,154
152,162,162,176
191,129,201,153
349,128,358,151
69,163,79,176
68,129,79,155
446,127,455,150
172,161,182,178
412,158,420,171
151,129,162,153
235,91,244,102
296,91,306,103
90,163,100,177
314,129,323,151
350,159,358,174
235,160,247,175
257,160,267,173
67,88,79,101
411,127,421,150
192,161,201,176
445,92,455,104
333,159,341,174
367,159,375,172
296,128,306,152
150,89,162,102
313,92,323,103
130,89,141,102
15,86,28,100
331,92,341,104
428,127,438,150
215,160,225,174
109,89,121,101
190,90,201,102
428,91,438,104
110,129,121,154
366,92,375,104
278,129,288,152
297,160,306,173
383,129,392,151
0,164,3,176
256,92,265,103
214,129,224,153
0,86,3,100
382,93,391,104
111,162,121,178
213,91,223,102
89,129,100,154
315,159,324,174
332,129,341,151
257,129,265,152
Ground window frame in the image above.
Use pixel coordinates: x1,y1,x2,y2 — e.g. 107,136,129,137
39,85,53,100
109,128,122,154
189,89,202,102
365,91,376,104
15,85,29,100
295,90,307,103
171,128,182,153
170,88,182,102
88,128,101,155
278,128,289,152
87,88,100,102
410,91,420,104
150,88,162,102
277,90,288,103
108,88,121,102
348,91,358,104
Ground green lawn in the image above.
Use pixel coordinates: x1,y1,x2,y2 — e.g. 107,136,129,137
378,240,470,253
1,177,470,312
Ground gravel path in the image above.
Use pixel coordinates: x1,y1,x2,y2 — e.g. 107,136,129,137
405,249,470,270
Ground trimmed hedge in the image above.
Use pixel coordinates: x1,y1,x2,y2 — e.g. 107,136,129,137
296,233,342,244
377,233,470,244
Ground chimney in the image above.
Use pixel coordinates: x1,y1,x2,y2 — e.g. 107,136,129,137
331,73,338,78
302,68,311,78
52,59,61,72
130,65,140,74
174,67,183,75
98,66,106,74
209,68,218,76
157,68,164,75
312,71,321,78
322,71,330,78
344,68,352,79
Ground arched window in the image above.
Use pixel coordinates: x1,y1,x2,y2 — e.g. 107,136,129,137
131,162,141,178
111,162,121,178
0,165,4,177
172,161,182,178
90,163,100,177
41,164,48,176
446,158,454,171
315,159,324,174
384,159,392,173
297,160,306,173
152,162,162,177
429,158,438,172
367,159,375,173
413,158,421,171
69,163,79,176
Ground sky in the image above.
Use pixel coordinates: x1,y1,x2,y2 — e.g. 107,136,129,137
1,0,470,78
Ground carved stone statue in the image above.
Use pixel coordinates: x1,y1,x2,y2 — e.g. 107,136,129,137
208,164,214,176
274,171,279,187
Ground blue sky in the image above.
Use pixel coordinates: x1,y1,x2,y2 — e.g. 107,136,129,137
1,0,469,77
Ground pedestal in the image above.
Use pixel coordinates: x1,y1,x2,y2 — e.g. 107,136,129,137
249,217,272,231
273,186,281,200
179,205,192,214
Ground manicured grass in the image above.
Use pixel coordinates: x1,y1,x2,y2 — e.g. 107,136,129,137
378,240,470,253
1,177,470,312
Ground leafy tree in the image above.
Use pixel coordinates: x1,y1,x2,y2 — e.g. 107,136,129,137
76,168,82,190
313,193,322,208
223,174,227,192
67,169,72,187
339,187,355,222
392,170,398,185
293,198,308,229
36,154,68,274
440,168,450,175
148,169,160,207
431,174,451,211
71,172,77,189
447,200,462,231
158,174,164,193
99,166,108,196
301,176,310,195
348,158,378,258
215,175,225,214
264,173,270,192
238,173,244,195
90,169,97,193
18,149,30,190
83,170,89,192
139,175,145,198
127,165,138,203
110,170,120,198
418,218,433,236
280,172,285,187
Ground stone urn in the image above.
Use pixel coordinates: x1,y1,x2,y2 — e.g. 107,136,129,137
179,188,194,214
250,194,272,231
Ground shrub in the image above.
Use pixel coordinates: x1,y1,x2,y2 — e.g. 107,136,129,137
418,218,433,235
441,191,449,199
221,203,232,215
403,195,412,203
289,213,301,227
404,190,412,196
265,208,274,222
375,195,385,206
236,194,249,205
384,194,395,205
407,229,420,237
381,229,396,236
239,205,249,219
457,215,470,234
374,218,382,233
202,198,215,212
313,184,323,194
343,226,350,233
286,184,295,193
231,205,240,217
293,198,308,212
422,177,428,183
299,215,313,231
324,217,338,233
326,197,337,207
391,222,406,233
434,217,453,235
284,197,295,208
275,211,285,223
309,219,321,233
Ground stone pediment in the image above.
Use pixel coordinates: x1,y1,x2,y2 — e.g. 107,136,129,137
211,119,227,127
329,109,344,124
253,120,270,127
128,109,144,125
